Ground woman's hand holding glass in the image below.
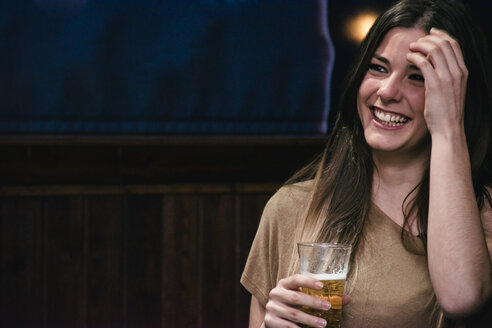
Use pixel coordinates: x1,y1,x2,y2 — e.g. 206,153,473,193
264,274,350,328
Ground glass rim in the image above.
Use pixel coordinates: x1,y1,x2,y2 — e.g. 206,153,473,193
297,242,352,250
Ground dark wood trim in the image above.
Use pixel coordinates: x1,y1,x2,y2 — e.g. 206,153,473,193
0,134,328,145
0,135,327,186
0,183,279,196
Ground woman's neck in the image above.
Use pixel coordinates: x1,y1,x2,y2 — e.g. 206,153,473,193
371,146,429,188
370,149,429,234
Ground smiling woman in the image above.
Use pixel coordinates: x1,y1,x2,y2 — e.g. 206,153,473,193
357,27,429,157
241,0,492,327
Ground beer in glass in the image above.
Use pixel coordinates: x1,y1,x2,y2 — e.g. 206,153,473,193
297,242,351,328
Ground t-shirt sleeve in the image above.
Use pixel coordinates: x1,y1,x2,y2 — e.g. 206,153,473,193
240,183,310,307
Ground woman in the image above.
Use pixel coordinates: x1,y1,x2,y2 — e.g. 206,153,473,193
241,0,492,327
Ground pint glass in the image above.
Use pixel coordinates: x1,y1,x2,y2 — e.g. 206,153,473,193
297,242,352,328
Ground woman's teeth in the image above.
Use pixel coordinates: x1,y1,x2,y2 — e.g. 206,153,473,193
373,108,408,126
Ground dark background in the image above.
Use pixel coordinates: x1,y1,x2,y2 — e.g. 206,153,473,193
0,1,491,327
0,0,490,134
0,0,334,134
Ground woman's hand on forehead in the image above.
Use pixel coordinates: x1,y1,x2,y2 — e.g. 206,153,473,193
406,27,468,137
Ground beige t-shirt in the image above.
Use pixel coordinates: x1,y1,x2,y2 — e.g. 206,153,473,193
241,182,435,327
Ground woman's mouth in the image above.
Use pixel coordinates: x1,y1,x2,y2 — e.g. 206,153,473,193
372,107,409,127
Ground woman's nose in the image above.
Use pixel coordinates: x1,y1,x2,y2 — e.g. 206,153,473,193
376,75,402,102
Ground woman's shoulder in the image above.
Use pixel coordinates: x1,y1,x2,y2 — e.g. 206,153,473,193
262,180,314,222
268,180,314,206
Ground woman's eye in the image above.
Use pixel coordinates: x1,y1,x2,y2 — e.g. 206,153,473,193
409,74,425,82
368,63,387,73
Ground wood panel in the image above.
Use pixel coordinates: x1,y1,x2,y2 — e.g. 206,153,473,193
162,194,201,328
0,189,272,328
0,197,44,328
200,193,237,327
0,136,309,327
86,196,124,328
43,196,87,327
125,195,164,327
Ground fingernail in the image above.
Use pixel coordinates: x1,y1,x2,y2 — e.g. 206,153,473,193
317,318,327,327
315,281,324,289
321,301,331,310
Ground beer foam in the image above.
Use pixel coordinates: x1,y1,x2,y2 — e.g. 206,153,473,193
301,272,347,280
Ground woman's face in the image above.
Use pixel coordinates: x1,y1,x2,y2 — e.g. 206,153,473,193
357,27,430,158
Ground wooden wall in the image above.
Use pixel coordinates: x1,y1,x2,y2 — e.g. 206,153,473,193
0,136,326,328
1,190,271,327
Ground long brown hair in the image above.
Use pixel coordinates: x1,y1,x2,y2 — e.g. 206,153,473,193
286,0,492,326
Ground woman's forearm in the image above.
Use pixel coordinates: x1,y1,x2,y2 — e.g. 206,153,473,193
249,296,266,328
427,129,492,318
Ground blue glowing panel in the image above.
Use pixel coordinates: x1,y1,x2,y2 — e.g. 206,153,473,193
0,0,334,133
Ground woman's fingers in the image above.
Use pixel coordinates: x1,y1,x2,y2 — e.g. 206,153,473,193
406,27,468,135
264,274,352,328
279,274,324,291
264,313,303,328
428,29,468,101
406,51,438,88
430,28,467,74
409,28,467,87
409,36,452,74
264,274,334,328
265,300,328,328
271,275,331,310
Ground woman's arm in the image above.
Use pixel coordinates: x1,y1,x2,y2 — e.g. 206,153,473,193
427,129,492,318
249,296,266,328
409,28,492,318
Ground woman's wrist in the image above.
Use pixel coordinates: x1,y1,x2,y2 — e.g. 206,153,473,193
429,123,466,144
